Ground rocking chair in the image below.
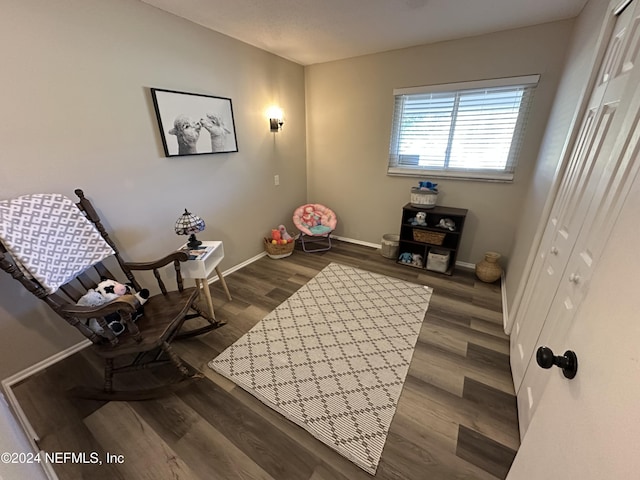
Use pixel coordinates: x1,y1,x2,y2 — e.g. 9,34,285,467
0,189,224,400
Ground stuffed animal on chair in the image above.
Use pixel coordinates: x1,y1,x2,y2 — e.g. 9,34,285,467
302,206,318,228
95,278,149,310
78,279,149,337
77,287,126,337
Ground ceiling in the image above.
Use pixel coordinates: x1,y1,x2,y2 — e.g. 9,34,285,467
140,0,589,65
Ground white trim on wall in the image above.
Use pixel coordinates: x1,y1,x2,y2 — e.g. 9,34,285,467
205,251,266,285
502,271,509,334
330,235,381,249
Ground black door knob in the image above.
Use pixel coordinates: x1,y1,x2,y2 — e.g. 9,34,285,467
536,346,578,379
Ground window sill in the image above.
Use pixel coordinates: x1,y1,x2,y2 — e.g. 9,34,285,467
387,167,514,183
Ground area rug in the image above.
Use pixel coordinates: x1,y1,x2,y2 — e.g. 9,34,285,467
208,262,432,474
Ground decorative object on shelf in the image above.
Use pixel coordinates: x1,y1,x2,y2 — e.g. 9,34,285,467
409,211,427,226
427,249,450,273
476,251,503,283
398,252,413,264
438,218,456,231
410,180,439,208
413,229,445,245
150,88,238,156
175,209,205,249
411,253,423,267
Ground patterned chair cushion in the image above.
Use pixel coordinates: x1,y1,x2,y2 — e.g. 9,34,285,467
292,203,337,236
0,193,114,294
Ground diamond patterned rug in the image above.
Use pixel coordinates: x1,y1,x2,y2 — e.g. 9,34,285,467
208,262,432,474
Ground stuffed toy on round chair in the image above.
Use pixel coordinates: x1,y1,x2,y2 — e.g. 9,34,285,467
77,278,149,337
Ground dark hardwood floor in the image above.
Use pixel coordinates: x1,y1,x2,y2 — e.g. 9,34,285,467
9,240,519,479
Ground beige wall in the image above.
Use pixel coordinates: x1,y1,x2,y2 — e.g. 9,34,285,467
305,21,573,266
0,0,306,379
505,0,611,310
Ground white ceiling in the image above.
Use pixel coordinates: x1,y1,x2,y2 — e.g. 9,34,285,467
140,0,589,65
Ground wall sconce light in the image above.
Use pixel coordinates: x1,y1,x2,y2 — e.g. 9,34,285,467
267,106,284,132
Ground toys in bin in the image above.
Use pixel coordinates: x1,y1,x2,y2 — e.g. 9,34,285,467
418,180,438,192
270,225,294,245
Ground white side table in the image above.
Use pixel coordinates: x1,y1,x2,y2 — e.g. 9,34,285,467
179,241,232,319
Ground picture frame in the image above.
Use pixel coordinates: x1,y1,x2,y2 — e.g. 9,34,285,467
150,88,238,157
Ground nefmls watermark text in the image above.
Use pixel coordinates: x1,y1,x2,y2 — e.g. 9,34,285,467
1,451,125,465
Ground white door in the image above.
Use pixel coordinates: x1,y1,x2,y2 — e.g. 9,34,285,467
506,134,640,479
510,0,638,392
510,0,640,405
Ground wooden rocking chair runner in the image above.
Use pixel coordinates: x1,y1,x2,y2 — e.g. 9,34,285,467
0,189,223,400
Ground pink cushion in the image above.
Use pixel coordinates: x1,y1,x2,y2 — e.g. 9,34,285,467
292,203,337,236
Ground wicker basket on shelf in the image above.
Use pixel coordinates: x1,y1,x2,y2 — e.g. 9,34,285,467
413,229,446,245
264,237,294,259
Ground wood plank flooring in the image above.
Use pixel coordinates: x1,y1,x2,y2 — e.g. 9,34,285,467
9,240,519,479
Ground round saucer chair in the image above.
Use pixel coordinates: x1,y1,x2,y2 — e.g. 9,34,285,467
292,203,337,252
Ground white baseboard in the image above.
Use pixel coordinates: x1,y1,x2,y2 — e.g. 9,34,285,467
330,235,381,249
501,271,510,335
2,340,90,390
456,260,476,270
206,251,267,285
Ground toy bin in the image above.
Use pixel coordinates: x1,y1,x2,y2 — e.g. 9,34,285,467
380,234,400,259
264,237,294,259
410,188,438,208
426,249,450,273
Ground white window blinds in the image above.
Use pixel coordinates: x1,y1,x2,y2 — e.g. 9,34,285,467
388,75,539,181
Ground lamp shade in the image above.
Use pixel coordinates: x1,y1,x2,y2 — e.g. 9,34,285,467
175,209,205,248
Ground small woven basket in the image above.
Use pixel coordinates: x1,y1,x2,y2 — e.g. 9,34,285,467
413,229,446,245
264,238,294,259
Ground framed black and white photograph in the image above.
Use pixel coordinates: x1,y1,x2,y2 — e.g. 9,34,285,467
150,88,238,157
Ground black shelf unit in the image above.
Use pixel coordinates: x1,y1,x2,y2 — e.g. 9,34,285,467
397,203,468,275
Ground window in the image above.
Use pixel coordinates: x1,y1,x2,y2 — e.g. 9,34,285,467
388,75,539,181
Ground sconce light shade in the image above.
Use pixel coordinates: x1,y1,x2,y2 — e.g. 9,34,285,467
175,208,205,249
267,106,284,132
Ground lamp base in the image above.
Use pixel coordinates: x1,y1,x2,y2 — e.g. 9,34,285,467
187,234,202,249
